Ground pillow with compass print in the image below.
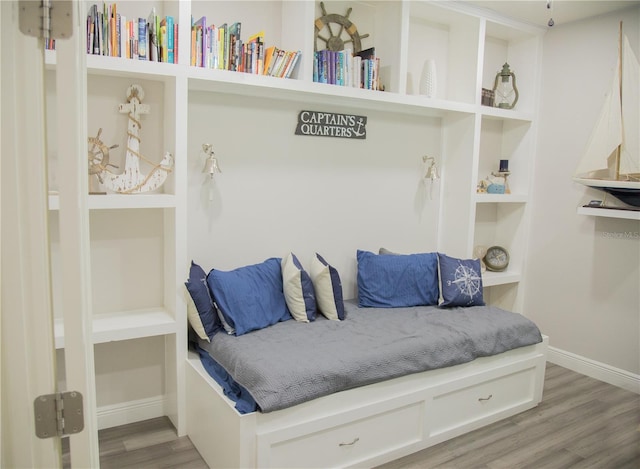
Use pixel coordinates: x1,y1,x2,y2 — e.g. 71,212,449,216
437,253,485,308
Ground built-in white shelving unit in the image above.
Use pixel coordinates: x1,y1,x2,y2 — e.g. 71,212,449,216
45,0,544,436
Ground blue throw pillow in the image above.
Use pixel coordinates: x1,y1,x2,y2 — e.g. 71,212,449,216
438,253,485,307
207,258,292,336
185,261,220,339
357,250,439,307
281,253,316,322
309,253,345,320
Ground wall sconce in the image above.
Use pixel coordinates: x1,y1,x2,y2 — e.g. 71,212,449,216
423,155,440,181
201,143,221,201
422,155,440,200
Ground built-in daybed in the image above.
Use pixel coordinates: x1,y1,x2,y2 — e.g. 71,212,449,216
184,251,548,468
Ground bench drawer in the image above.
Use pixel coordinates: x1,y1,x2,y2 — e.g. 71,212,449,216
429,366,537,436
265,401,423,468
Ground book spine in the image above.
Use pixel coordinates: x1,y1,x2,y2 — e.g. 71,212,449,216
210,26,218,69
159,19,167,62
329,50,335,84
174,22,178,64
138,18,147,59
87,11,93,54
109,8,115,56
285,51,301,79
257,39,264,75
321,50,328,83
277,51,293,77
119,14,126,58
201,18,207,68
147,8,156,61
336,50,344,86
313,51,319,82
166,16,174,63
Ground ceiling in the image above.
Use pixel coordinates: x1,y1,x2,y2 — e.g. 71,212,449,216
465,0,639,29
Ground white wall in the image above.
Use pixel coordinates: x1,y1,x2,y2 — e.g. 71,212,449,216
525,6,640,376
186,92,442,299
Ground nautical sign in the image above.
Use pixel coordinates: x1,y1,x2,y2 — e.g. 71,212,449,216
295,110,367,139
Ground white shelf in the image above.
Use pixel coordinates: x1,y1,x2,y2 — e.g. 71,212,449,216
54,308,176,349
577,206,640,220
478,105,533,122
188,68,476,117
49,193,176,210
44,49,537,121
476,193,528,203
482,270,521,287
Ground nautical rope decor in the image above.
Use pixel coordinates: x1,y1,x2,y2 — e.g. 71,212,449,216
101,84,173,194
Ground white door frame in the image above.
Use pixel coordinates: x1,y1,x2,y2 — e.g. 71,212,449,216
0,1,98,467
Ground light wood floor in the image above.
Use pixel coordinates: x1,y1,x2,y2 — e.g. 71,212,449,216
63,363,639,468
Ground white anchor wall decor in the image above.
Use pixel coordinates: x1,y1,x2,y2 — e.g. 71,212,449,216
101,84,173,194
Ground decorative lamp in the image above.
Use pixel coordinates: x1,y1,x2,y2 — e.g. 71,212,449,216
492,63,519,109
201,143,221,201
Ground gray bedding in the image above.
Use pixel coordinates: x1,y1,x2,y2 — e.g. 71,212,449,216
198,299,542,413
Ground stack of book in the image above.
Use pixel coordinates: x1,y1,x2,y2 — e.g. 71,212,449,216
190,18,300,78
313,47,379,90
262,46,301,78
86,2,178,63
191,18,242,70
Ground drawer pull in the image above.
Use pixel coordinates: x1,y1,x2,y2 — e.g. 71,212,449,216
339,437,360,447
478,394,493,402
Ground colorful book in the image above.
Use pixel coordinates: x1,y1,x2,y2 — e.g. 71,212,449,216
284,51,301,78
228,22,241,71
159,17,167,62
166,16,174,63
263,45,277,75
192,16,206,67
138,18,147,59
148,8,158,61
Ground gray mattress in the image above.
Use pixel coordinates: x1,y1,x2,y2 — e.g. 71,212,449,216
198,299,542,413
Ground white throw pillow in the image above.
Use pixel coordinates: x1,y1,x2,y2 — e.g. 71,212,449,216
310,253,345,321
282,253,317,322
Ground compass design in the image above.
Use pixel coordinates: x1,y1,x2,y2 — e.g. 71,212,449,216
447,263,482,304
314,1,369,53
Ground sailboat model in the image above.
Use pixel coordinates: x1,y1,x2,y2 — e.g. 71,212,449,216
573,23,640,207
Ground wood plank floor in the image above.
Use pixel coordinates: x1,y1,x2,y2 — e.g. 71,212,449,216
63,364,639,468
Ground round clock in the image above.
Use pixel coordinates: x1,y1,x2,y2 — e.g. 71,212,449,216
314,1,370,53
483,246,510,272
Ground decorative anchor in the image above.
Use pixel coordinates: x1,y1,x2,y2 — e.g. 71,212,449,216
101,84,173,194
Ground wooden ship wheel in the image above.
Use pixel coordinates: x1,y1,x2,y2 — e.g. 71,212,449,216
87,128,118,191
314,1,369,53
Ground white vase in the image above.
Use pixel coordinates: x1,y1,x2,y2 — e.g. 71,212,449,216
419,59,437,98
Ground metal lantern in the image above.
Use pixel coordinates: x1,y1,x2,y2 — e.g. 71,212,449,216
492,63,519,109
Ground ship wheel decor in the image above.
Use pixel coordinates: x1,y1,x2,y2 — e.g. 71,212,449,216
314,1,369,53
87,128,118,193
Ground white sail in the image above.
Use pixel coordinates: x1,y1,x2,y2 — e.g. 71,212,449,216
573,30,640,206
574,62,622,178
619,34,639,176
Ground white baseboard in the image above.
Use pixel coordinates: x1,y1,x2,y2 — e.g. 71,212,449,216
548,346,640,394
97,395,166,430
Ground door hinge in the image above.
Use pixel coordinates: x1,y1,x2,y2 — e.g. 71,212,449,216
19,0,73,40
34,391,84,438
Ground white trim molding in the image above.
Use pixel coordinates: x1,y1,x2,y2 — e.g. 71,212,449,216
548,347,640,394
97,396,166,430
